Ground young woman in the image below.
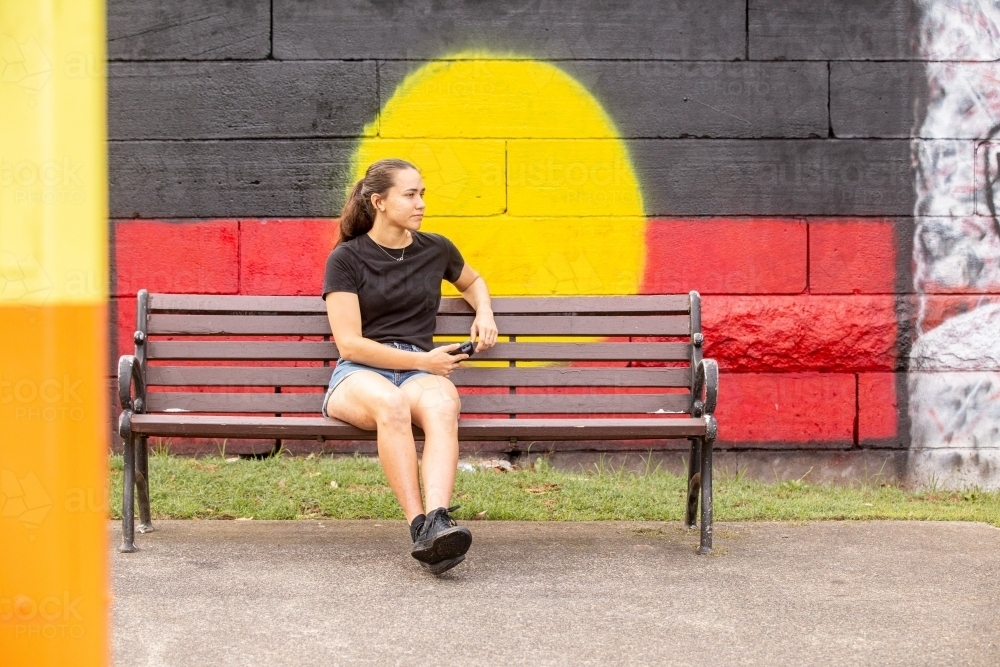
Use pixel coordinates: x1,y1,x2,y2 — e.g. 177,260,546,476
321,158,499,575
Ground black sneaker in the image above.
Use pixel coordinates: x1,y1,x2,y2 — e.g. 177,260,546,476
411,505,472,565
409,512,467,575
409,514,426,542
421,553,466,575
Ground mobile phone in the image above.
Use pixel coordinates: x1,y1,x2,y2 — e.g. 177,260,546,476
448,340,476,357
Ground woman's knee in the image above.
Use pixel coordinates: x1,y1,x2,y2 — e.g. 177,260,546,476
371,388,411,425
428,395,461,424
417,394,462,431
408,380,461,423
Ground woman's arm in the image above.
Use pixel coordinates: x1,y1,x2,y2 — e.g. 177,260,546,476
325,293,462,374
452,265,499,352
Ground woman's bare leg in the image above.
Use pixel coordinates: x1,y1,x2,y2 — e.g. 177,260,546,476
325,372,424,522
401,375,461,512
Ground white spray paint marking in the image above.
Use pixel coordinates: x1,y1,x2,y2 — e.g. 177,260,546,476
910,1,1000,489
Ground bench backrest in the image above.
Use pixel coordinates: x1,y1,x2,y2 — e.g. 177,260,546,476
134,292,703,419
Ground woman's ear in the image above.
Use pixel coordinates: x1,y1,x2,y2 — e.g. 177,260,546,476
370,192,384,212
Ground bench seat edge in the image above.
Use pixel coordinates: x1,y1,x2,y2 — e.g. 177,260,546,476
128,415,708,440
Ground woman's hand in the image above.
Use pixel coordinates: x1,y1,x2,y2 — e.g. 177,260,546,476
452,268,498,352
471,310,499,352
420,344,467,377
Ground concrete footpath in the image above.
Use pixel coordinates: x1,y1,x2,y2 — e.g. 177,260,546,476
111,520,1000,666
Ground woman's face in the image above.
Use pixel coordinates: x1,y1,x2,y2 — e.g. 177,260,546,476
373,168,425,231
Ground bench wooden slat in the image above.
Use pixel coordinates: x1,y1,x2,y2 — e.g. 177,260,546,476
144,391,693,414
146,341,692,361
146,314,325,335
129,414,707,439
149,295,324,313
148,341,341,360
147,314,690,336
450,296,690,315
434,314,691,336
145,366,690,387
147,294,691,315
145,392,323,413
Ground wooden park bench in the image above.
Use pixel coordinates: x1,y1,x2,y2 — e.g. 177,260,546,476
117,291,719,554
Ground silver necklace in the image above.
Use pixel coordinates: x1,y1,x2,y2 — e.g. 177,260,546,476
370,235,407,262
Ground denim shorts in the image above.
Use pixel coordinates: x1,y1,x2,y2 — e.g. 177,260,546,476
321,341,432,416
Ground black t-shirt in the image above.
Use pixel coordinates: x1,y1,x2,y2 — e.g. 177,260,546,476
322,231,465,352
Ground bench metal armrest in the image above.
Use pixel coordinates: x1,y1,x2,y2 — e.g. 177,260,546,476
118,354,146,413
692,358,718,417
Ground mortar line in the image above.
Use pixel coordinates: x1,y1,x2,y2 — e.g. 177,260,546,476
745,0,750,61
504,141,509,213
805,218,811,293
827,61,833,137
237,219,243,294
854,373,860,447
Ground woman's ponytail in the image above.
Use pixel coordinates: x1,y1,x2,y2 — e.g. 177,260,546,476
338,158,418,242
339,178,375,242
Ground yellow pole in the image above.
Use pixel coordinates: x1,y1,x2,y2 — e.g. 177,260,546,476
0,1,109,665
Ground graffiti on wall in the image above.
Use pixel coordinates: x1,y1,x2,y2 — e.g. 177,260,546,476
909,0,1000,488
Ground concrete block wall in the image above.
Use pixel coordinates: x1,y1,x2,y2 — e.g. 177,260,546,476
106,0,1000,486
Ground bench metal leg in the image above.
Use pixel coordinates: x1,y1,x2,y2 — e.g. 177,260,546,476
135,435,153,534
685,437,702,528
119,434,137,553
697,430,715,555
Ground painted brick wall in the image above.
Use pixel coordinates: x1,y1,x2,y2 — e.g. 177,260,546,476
107,0,995,474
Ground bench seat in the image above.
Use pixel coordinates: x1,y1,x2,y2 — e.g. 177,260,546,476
117,291,719,555
128,415,709,440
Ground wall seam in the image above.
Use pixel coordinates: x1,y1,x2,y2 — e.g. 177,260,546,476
805,218,811,293
827,61,833,138
110,216,926,224
106,137,916,142
745,0,749,61
504,141,508,213
237,219,243,294
853,373,860,447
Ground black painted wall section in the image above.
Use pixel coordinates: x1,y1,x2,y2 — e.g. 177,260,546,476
831,62,928,139
108,0,271,59
109,140,356,219
272,0,746,60
108,0,922,219
109,62,379,140
748,0,919,60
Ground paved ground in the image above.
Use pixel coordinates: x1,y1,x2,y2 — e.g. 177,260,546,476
111,520,1000,666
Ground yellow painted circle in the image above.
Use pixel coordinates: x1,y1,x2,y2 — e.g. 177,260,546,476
353,55,645,298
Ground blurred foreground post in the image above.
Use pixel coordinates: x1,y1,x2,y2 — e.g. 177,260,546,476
0,1,109,665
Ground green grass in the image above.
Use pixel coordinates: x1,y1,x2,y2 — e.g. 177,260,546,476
108,452,1000,526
